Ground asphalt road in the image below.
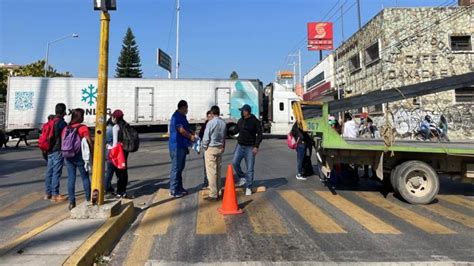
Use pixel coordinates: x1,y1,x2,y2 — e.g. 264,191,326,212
0,133,473,265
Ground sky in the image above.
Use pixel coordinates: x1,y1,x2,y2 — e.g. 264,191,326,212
0,0,457,84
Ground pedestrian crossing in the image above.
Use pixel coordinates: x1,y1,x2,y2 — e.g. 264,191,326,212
122,189,474,264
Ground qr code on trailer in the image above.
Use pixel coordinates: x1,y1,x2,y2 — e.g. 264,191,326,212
15,91,34,111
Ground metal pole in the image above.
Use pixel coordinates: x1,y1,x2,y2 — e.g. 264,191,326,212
356,0,362,29
292,62,296,90
175,0,180,79
91,11,110,206
298,49,302,88
44,43,50,77
341,4,345,41
319,50,323,62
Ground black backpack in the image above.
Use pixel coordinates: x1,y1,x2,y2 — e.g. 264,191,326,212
120,123,140,152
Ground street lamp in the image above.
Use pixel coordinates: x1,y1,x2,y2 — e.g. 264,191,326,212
44,33,79,77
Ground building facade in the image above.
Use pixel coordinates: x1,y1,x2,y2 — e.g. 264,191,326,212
303,53,336,102
332,5,473,139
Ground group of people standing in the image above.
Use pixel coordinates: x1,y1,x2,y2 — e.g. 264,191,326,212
167,100,262,200
42,103,130,210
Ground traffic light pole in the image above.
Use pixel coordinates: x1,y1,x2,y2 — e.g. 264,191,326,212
91,11,110,206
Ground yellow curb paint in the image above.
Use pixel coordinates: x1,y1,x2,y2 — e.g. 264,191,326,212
279,190,346,234
356,192,456,234
246,194,288,235
316,191,401,234
196,193,226,235
422,203,474,229
124,189,178,266
64,202,135,266
0,212,69,256
0,192,43,218
438,195,474,211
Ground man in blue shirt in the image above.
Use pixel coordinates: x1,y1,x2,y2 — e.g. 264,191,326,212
169,100,196,197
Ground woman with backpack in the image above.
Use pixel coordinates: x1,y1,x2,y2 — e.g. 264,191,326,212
62,108,93,210
290,122,313,181
109,109,130,199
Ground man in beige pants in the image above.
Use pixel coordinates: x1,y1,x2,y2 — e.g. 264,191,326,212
202,106,227,201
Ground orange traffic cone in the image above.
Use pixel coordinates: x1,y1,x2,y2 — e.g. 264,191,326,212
218,165,243,215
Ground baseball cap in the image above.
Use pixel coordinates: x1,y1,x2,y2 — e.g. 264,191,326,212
112,109,124,119
239,104,252,113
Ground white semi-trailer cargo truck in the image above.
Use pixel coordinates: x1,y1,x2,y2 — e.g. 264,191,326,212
4,77,299,137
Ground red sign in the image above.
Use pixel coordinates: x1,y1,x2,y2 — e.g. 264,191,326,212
307,22,333,51
303,81,332,101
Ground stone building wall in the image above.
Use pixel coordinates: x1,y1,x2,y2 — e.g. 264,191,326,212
334,6,473,140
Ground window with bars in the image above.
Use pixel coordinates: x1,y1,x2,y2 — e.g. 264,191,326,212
450,36,472,51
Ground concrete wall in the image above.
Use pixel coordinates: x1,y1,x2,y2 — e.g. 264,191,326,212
334,6,473,140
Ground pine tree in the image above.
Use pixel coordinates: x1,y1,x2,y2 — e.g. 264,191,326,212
115,27,143,78
230,71,239,80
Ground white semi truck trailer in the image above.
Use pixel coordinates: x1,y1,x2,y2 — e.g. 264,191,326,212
4,77,300,137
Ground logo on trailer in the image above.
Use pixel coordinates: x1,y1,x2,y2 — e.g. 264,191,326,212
82,84,97,106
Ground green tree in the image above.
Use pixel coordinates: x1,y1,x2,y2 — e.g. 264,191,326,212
230,71,239,80
0,68,8,102
116,27,143,78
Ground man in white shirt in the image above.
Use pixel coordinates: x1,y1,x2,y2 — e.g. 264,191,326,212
342,112,358,138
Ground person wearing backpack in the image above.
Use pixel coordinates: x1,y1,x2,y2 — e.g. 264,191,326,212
62,108,93,210
290,121,313,181
41,103,68,202
109,109,135,199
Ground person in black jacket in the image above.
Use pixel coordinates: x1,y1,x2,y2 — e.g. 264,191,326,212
290,122,313,180
232,104,263,196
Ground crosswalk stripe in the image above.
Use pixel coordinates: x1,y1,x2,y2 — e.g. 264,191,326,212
356,192,456,234
316,191,401,234
279,190,346,234
437,195,474,211
124,189,178,266
422,204,474,229
246,194,288,235
196,192,226,235
0,192,43,219
0,191,9,198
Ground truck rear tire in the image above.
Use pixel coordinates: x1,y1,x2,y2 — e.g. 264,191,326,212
395,160,439,204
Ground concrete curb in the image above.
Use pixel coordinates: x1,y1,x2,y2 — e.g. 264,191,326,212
63,201,135,266
0,212,69,256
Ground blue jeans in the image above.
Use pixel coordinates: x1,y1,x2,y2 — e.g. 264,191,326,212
169,148,187,194
232,144,255,188
65,154,91,204
104,160,115,192
296,143,305,175
44,151,64,196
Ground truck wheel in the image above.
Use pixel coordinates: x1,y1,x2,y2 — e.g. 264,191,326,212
395,160,439,204
227,123,239,139
390,162,415,194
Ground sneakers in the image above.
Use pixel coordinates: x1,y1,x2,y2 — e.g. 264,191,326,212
44,194,52,200
245,188,252,196
296,174,307,181
204,196,219,202
68,202,76,210
169,191,184,198
236,178,246,187
51,194,67,202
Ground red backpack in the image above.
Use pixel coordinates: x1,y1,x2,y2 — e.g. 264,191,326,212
38,118,59,152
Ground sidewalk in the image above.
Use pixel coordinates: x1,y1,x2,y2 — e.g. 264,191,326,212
0,201,134,266
0,218,105,265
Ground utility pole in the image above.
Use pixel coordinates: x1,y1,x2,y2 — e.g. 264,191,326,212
356,0,362,29
341,4,345,41
91,11,111,206
175,0,180,79
288,52,299,91
298,49,302,88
